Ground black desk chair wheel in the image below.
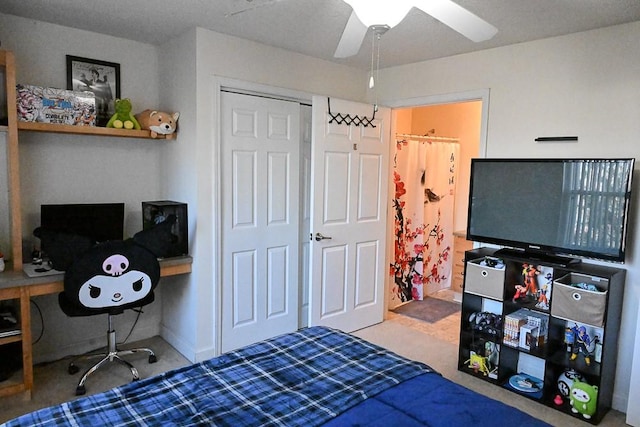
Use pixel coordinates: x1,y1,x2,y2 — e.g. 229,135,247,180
58,240,161,396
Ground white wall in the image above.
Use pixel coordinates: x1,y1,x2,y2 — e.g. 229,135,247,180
151,29,201,362
0,14,162,240
155,27,369,361
377,22,640,415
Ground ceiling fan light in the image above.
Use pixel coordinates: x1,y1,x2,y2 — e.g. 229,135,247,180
343,0,413,28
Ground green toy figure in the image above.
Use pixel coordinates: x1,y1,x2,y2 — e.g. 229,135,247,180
570,381,598,419
106,98,141,130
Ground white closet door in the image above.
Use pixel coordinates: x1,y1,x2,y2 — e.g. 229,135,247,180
220,92,300,352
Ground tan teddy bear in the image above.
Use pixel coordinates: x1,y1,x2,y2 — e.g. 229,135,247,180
135,109,180,138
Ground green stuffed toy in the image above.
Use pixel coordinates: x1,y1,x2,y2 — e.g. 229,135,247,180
570,381,598,419
106,98,141,130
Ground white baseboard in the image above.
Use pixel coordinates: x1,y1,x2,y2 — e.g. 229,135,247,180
160,324,217,364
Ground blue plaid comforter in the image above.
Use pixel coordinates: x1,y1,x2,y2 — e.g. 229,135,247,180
3,326,434,426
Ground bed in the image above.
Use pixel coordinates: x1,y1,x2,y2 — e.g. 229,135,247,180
2,326,549,426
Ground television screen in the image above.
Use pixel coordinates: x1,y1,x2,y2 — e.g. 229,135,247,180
40,203,125,243
467,158,634,263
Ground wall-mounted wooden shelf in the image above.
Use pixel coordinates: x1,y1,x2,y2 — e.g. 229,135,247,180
17,122,176,140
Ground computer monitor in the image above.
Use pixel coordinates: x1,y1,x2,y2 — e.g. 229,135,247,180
40,203,125,243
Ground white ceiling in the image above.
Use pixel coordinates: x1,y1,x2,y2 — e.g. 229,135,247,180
1,0,640,70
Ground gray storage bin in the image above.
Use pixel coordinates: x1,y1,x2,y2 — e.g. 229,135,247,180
551,273,608,327
464,257,505,300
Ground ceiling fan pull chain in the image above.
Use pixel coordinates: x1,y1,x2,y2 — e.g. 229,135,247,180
327,98,377,128
374,31,381,107
369,31,376,89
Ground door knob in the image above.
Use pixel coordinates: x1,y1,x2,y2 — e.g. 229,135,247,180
314,232,332,242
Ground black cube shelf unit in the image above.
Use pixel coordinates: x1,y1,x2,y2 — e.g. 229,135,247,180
458,247,625,425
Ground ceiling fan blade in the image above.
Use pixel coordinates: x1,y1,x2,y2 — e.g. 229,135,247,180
225,0,283,18
334,11,369,58
413,0,497,42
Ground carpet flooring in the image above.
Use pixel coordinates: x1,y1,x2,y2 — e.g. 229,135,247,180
391,297,460,323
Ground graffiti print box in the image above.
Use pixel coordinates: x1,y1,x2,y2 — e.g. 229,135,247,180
16,84,96,125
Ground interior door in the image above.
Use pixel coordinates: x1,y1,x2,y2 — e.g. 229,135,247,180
220,91,300,352
309,96,390,332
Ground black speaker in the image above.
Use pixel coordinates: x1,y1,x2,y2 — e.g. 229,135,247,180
142,201,188,257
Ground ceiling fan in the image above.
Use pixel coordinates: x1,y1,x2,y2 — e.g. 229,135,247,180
334,0,498,58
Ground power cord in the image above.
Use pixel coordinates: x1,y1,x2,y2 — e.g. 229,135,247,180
118,307,143,345
30,299,45,345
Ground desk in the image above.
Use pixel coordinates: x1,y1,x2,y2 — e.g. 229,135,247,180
0,256,192,398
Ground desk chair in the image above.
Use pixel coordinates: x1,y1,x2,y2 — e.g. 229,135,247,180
58,240,161,395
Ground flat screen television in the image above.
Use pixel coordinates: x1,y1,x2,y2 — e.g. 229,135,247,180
40,203,125,243
466,158,634,264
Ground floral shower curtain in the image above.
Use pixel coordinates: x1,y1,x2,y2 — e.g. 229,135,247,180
390,138,459,304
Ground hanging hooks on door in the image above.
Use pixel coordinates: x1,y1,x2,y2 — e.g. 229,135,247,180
327,98,377,128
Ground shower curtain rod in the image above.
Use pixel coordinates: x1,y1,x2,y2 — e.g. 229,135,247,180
395,133,459,143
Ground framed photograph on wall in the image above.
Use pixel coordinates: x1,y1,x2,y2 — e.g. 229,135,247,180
66,55,120,126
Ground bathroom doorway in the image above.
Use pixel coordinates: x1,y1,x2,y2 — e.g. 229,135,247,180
387,97,484,326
